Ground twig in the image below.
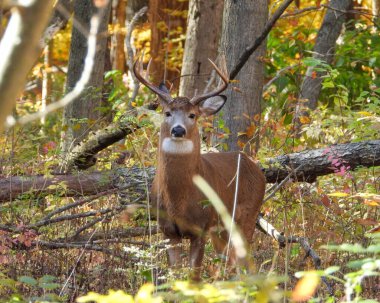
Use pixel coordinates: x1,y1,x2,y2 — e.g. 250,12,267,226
229,0,294,80
0,224,16,233
42,188,121,221
263,164,304,203
28,205,128,229
70,197,145,238
256,215,334,294
71,226,158,243
321,4,376,17
125,6,148,106
263,64,299,92
281,6,321,18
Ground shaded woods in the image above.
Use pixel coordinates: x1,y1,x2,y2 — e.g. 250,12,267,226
0,0,379,302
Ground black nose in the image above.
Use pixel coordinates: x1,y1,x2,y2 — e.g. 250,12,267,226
171,125,186,137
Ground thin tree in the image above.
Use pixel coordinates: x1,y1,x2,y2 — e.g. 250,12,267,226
61,0,111,154
112,0,126,72
297,0,352,116
217,0,268,153
179,0,224,98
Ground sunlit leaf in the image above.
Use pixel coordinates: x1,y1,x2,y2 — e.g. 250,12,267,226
291,271,320,302
328,192,349,197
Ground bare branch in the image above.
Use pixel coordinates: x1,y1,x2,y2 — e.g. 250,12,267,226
125,6,148,106
281,6,322,18
8,4,108,127
0,0,55,130
263,64,299,92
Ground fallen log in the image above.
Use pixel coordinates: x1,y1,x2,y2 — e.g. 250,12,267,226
0,140,379,203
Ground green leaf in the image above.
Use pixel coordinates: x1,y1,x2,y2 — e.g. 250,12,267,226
303,57,322,67
39,282,60,290
38,275,57,284
18,276,38,286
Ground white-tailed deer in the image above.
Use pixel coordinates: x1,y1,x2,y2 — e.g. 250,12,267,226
133,58,266,280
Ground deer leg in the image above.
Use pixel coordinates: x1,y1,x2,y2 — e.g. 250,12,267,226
210,229,238,278
189,236,205,281
210,229,237,265
167,237,182,268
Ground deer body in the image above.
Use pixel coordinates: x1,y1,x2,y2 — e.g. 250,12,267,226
134,59,266,280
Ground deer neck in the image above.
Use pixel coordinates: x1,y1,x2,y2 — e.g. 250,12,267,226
157,134,202,199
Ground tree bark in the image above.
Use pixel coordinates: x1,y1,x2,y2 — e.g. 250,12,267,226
374,0,380,14
0,0,55,130
374,0,380,24
61,0,111,154
298,0,352,112
1,140,378,203
148,0,188,87
112,0,127,72
217,0,268,153
179,0,223,98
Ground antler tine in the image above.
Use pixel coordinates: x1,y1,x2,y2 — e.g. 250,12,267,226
133,56,173,104
190,59,229,105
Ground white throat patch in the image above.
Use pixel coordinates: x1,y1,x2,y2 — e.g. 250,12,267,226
162,138,194,154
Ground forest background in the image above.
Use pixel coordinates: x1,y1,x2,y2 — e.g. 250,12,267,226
0,0,379,302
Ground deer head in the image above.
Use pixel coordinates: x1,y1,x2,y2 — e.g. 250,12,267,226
133,57,229,155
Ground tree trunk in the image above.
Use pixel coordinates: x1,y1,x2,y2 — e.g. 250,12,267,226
148,0,188,88
217,0,268,154
179,0,223,98
61,0,111,154
1,140,378,203
373,0,380,15
112,0,127,72
374,0,380,24
298,0,352,112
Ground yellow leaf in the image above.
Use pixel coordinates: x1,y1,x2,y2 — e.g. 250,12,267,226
291,271,320,302
299,116,311,124
246,124,256,138
363,199,379,207
358,111,372,116
328,192,349,197
135,283,162,303
77,290,134,303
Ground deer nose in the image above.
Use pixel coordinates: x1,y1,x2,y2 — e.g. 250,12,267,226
171,125,186,138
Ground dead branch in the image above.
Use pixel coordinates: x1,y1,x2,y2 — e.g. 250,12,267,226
281,6,322,18
256,215,333,294
0,0,55,130
63,119,139,171
42,188,121,221
125,6,148,106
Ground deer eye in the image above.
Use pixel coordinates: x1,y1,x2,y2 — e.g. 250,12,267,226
165,112,172,117
189,113,196,119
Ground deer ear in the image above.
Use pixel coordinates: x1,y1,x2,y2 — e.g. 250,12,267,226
199,95,227,116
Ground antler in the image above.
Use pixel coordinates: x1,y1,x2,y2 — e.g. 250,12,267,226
133,57,173,104
190,59,229,105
